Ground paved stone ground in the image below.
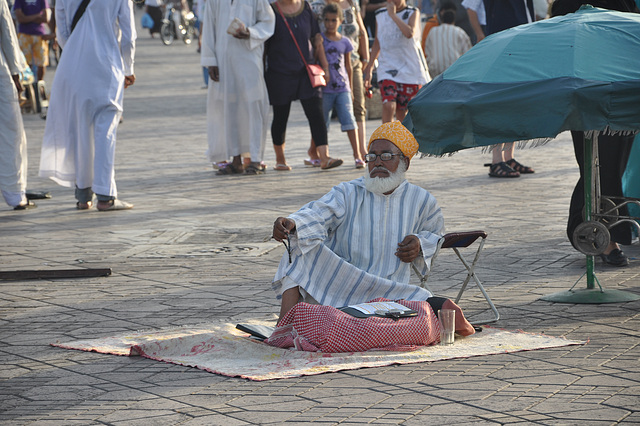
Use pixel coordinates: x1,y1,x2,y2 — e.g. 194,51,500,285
1,17,639,425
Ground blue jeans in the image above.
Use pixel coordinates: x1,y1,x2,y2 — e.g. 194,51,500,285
322,91,357,132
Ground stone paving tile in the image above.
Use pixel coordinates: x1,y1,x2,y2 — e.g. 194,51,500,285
2,17,640,425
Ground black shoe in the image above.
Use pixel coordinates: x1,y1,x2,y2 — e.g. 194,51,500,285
599,248,629,267
26,190,52,200
14,200,37,210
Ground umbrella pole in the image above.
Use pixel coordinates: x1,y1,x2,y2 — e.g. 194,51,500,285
584,134,596,289
540,133,639,304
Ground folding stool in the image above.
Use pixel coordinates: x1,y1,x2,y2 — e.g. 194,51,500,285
413,231,500,325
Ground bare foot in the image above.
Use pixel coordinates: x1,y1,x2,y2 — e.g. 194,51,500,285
76,201,93,210
443,299,476,336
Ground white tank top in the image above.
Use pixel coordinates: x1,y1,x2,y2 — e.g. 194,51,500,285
375,6,430,86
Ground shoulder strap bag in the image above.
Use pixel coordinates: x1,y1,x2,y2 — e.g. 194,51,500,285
274,1,326,88
70,0,91,34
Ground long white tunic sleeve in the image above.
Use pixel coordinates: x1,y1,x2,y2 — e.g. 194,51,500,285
273,178,445,307
0,0,28,207
200,0,275,163
39,0,136,194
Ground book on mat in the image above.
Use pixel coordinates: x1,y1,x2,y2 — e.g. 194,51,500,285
338,301,417,319
236,324,275,341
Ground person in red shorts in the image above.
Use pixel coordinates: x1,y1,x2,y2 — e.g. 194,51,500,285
364,0,429,123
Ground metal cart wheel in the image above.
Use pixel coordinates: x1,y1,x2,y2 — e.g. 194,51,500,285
597,197,619,225
572,220,611,256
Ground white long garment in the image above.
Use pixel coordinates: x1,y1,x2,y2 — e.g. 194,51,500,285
273,178,445,307
200,0,274,163
0,0,28,207
424,23,472,78
39,0,136,196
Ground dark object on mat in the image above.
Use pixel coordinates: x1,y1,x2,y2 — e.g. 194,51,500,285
0,268,112,281
26,191,52,200
338,306,418,319
236,324,275,341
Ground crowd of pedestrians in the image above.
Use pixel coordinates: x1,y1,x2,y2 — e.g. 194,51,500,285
2,0,638,267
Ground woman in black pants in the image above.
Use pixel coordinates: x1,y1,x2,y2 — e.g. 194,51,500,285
266,0,343,171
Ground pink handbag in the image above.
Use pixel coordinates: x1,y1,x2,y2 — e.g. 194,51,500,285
305,64,327,88
275,2,326,88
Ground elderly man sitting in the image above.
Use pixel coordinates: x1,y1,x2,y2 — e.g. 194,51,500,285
272,121,475,336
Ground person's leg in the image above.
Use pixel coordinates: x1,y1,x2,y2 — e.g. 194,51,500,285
173,8,182,33
92,107,123,208
394,82,420,122
0,80,28,208
567,131,585,246
568,132,631,264
598,133,633,246
307,92,338,166
307,140,320,164
427,297,475,336
382,101,396,123
502,142,515,162
272,103,292,168
489,143,519,177
492,143,505,164
442,299,476,336
301,96,342,169
357,121,367,159
504,142,535,173
379,80,397,123
347,129,360,162
34,36,48,82
248,97,269,167
394,106,407,122
279,286,301,322
351,60,367,156
75,186,94,209
335,92,361,162
322,91,336,133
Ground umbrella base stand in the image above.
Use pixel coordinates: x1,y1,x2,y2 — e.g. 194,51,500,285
540,257,640,303
540,288,640,304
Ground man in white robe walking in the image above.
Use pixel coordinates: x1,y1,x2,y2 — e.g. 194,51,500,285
0,0,32,210
272,121,475,335
39,0,136,211
200,0,275,175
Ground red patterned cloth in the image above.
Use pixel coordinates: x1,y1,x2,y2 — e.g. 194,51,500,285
264,298,441,353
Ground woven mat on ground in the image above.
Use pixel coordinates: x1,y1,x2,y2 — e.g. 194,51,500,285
52,320,585,381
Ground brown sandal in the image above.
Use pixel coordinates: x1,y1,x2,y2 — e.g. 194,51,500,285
216,164,243,175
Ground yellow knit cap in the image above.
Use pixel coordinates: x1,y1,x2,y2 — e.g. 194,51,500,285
368,121,419,159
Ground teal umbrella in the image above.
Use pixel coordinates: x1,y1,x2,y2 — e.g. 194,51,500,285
405,5,640,303
405,5,640,156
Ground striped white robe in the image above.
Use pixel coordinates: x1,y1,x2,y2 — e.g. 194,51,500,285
0,0,28,207
424,23,472,78
273,178,444,307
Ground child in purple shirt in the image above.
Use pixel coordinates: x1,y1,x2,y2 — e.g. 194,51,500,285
13,0,51,82
321,3,364,168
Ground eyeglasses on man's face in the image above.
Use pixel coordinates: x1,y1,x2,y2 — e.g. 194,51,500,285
364,153,403,163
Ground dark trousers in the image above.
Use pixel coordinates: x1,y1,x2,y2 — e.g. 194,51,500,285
567,131,634,247
271,97,327,147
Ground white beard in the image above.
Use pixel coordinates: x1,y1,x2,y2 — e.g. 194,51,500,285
363,161,407,195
